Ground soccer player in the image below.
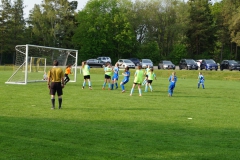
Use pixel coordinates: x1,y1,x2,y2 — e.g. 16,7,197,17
130,65,144,96
198,72,205,89
82,61,92,89
102,63,112,90
168,72,177,97
47,60,64,109
142,65,150,85
144,68,157,92
43,72,48,80
64,64,71,85
111,63,119,90
120,66,130,93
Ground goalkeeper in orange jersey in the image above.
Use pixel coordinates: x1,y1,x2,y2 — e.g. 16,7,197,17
64,64,72,85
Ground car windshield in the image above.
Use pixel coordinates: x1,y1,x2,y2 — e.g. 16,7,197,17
142,59,152,63
205,60,216,63
163,61,172,64
228,60,237,64
186,59,195,63
123,60,132,63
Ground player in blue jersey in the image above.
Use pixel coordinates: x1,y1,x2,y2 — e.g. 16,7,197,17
120,67,130,93
111,63,119,90
197,72,205,89
168,72,177,97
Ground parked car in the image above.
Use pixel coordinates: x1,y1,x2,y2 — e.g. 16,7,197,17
86,59,105,68
200,59,218,71
128,58,140,66
116,59,135,69
158,60,175,70
140,59,153,68
220,60,240,71
179,59,198,70
97,56,111,63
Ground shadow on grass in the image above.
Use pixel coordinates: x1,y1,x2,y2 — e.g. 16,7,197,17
1,115,239,160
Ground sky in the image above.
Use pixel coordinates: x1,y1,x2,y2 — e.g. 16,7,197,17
23,0,89,17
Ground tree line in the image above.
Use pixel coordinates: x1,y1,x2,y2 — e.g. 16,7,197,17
1,0,240,65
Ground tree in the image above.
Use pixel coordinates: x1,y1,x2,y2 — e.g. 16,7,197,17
28,0,78,48
73,0,135,62
186,0,216,58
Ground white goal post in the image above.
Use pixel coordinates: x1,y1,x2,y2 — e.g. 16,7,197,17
5,44,78,85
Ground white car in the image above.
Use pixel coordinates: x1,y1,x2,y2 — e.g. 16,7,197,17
97,56,111,63
117,59,135,69
140,59,153,68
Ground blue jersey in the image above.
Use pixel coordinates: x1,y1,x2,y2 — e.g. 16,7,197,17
122,70,130,84
168,75,177,83
198,75,204,83
112,67,119,79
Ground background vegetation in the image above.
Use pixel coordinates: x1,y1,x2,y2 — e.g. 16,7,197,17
1,0,240,65
1,69,240,159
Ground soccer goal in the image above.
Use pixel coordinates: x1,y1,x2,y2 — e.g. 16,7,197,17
5,44,78,85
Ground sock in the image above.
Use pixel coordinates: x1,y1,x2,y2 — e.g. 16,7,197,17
88,81,91,87
121,84,125,90
108,83,111,89
115,83,118,88
111,84,114,90
83,81,86,87
139,88,142,95
198,83,200,88
202,84,205,88
51,98,55,108
103,82,106,87
145,85,148,92
58,98,62,109
130,88,134,94
149,85,152,91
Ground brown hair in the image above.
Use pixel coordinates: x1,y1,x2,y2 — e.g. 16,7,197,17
53,60,58,66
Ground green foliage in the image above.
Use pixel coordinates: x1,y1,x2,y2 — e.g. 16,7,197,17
1,69,240,159
73,0,135,63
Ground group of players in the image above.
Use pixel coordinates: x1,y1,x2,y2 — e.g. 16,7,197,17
47,60,205,109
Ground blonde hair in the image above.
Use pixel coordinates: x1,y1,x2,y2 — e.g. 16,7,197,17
171,72,176,81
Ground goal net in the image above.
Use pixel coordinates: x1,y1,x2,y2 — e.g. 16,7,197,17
5,44,78,85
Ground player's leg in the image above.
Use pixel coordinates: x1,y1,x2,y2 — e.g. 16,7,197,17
130,83,136,96
56,84,63,109
138,83,142,96
202,81,205,89
82,77,86,89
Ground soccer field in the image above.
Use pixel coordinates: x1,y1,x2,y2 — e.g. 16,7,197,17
1,69,240,159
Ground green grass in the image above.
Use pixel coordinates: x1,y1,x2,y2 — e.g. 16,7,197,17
1,69,240,159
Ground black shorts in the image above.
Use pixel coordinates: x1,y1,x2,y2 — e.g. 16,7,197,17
105,75,111,79
147,80,153,84
84,75,90,79
50,82,63,96
133,82,141,85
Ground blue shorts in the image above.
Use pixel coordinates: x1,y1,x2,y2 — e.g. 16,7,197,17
112,75,118,80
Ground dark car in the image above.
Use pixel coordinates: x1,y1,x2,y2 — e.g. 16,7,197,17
86,59,105,68
128,58,140,66
179,59,198,70
220,60,240,71
200,59,218,71
158,60,175,70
